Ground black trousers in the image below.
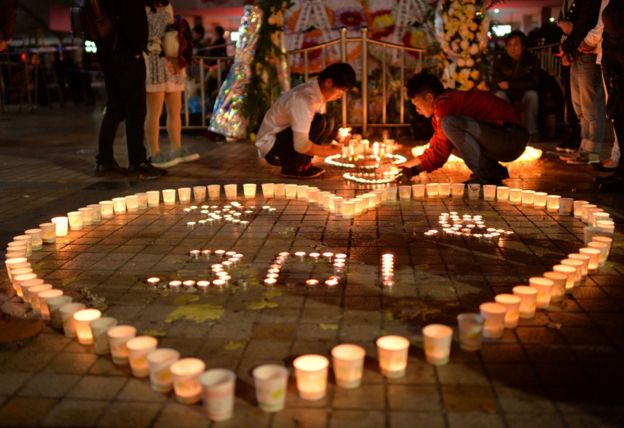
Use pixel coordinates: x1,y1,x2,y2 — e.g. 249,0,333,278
96,53,148,166
266,113,336,172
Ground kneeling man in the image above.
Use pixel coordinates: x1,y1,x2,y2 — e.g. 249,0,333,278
401,72,529,184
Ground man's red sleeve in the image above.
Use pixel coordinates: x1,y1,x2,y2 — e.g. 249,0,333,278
417,98,454,172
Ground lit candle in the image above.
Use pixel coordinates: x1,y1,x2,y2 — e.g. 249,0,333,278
456,313,484,351
331,344,366,389
494,294,521,328
106,325,137,365
377,335,410,376
512,286,538,318
170,358,206,404
51,216,69,237
112,197,126,214
99,200,114,218
479,302,507,339
147,348,180,392
543,271,567,302
90,317,117,355
552,264,577,290
73,308,102,345
126,336,158,378
199,369,237,421
59,302,86,338
293,354,329,400
529,277,554,308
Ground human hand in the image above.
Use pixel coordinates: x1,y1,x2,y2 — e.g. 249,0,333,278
578,41,596,54
557,20,573,35
498,81,509,90
562,53,573,66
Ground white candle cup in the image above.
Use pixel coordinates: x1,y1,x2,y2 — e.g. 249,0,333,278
285,184,297,199
77,207,94,226
451,182,465,198
494,294,521,328
438,182,451,197
308,188,321,204
126,336,158,378
273,183,286,199
193,186,206,202
331,344,366,389
199,369,236,421
25,229,43,250
296,185,309,200
162,189,176,205
6,249,27,259
38,289,63,320
573,200,589,218
17,277,42,302
171,358,206,404
591,211,611,227
7,241,29,257
293,354,329,401
592,235,613,254
51,216,69,237
99,201,114,218
588,241,610,267
533,192,548,208
512,286,538,318
177,187,192,204
136,193,148,209
529,277,554,308
252,364,289,412
66,211,84,230
398,185,412,200
86,204,101,224
553,264,577,290
224,184,238,200
107,325,137,365
543,271,567,302
27,284,52,313
580,203,597,223
579,247,601,271
48,296,72,330
560,258,584,285
456,313,484,351
411,184,425,198
7,262,30,285
422,324,453,365
568,253,590,276
386,186,398,201
124,195,139,212
90,317,117,355
207,184,221,200
596,220,615,235
73,308,102,345
483,185,497,201
112,197,126,214
508,188,522,204
60,302,86,338
146,190,160,207
521,190,535,206
261,183,275,198
479,302,507,339
546,195,561,211
559,197,573,215
376,335,410,376
147,348,180,393
241,183,256,199
341,200,356,218
496,186,509,201
426,183,439,197
39,223,56,244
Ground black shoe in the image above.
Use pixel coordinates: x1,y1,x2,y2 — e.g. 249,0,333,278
95,160,127,177
555,137,580,153
280,165,325,178
596,173,624,192
127,161,167,180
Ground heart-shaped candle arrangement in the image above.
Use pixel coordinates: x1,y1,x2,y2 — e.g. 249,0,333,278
262,250,348,287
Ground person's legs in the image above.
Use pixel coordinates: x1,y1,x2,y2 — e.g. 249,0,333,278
573,54,605,154
270,127,312,172
124,58,149,166
164,91,182,152
145,91,165,156
522,90,539,136
96,57,125,167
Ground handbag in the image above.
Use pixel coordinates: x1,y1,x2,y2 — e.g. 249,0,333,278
162,30,179,58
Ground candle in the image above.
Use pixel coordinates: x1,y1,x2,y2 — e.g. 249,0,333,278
426,183,439,197
224,184,238,200
24,229,43,250
479,302,507,339
126,336,158,377
147,348,180,392
136,193,148,210
59,302,86,338
51,216,69,237
546,195,561,212
560,258,584,285
162,189,176,205
87,204,102,223
285,184,297,199
411,184,425,198
193,186,206,202
78,207,94,225
261,183,275,198
38,289,63,320
483,184,496,201
178,187,192,204
494,294,521,328
568,253,590,276
496,186,509,201
27,284,52,313
579,247,601,271
398,185,412,200
508,188,522,204
543,271,567,302
293,354,329,400
146,190,160,207
124,195,139,212
438,182,451,197
466,183,481,200
107,325,137,365
559,197,573,215
331,344,366,389
386,186,398,201
73,308,102,345
305,279,319,287
17,277,42,302
521,190,535,206
170,358,206,404
39,223,56,243
376,335,410,376
512,286,537,318
112,197,126,214
199,369,236,421
456,313,484,351
552,264,577,290
90,317,117,355
528,277,554,308
533,192,548,208
422,324,453,365
147,277,160,287
99,200,114,218
252,364,289,412
48,296,72,330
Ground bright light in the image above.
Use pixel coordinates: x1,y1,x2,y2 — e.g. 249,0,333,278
230,31,240,42
549,17,556,23
492,24,512,37
84,40,97,54
411,145,542,171
494,8,500,14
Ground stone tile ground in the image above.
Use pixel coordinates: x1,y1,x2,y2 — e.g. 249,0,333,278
0,107,623,427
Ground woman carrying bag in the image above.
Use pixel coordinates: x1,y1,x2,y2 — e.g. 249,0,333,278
144,0,199,168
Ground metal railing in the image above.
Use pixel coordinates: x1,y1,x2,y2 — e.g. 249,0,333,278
528,43,562,79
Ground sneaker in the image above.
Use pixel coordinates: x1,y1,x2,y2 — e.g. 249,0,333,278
150,151,179,168
95,160,127,177
127,161,167,180
281,165,325,178
171,147,200,164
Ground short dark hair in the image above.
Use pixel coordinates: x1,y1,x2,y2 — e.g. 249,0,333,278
318,63,356,90
505,30,527,47
405,72,444,99
215,26,225,37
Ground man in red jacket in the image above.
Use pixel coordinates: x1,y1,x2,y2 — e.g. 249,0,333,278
400,72,529,185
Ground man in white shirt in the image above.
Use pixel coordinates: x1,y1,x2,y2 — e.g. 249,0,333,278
255,63,356,178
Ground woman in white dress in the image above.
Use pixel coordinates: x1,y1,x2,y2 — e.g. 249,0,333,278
144,0,198,167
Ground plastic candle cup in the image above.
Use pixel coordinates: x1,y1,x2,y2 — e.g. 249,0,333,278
170,358,206,404
385,186,398,201
591,211,611,227
25,229,43,250
508,188,522,204
479,302,507,339
529,277,554,308
376,335,410,376
483,184,497,201
39,223,56,243
207,184,221,200
147,348,180,392
261,183,275,198
146,190,160,207
569,253,590,276
5,256,28,276
331,344,366,389
332,196,343,214
512,286,538,318
107,325,137,365
438,182,451,197
48,296,72,330
496,186,509,201
90,317,117,355
60,302,86,338
579,247,601,271
136,193,148,209
199,369,236,421
398,185,412,200
252,364,289,412
467,183,481,200
308,188,320,203
561,258,584,285
450,182,464,198
73,308,102,345
16,276,41,301
341,200,355,218
192,186,206,202
521,190,535,206
573,200,588,217
293,354,329,400
176,187,191,204
224,184,238,200
546,195,561,211
124,195,139,212
543,271,567,302
51,216,69,237
27,284,52,313
296,185,310,200
273,183,285,199
456,313,484,351
411,184,425,198
77,207,94,225
284,184,297,199
592,235,613,254
99,200,114,218
533,192,547,208
126,336,158,378
162,189,176,205
112,197,126,214
559,197,573,214
426,183,439,197
552,264,577,290
422,324,453,365
38,289,63,320
494,294,521,328
580,203,597,222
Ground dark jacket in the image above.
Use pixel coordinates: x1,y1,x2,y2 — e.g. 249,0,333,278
492,51,541,100
602,0,624,70
98,0,148,61
0,0,16,42
560,0,601,58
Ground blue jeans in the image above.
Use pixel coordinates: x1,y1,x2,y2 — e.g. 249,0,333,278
441,115,528,180
494,90,539,135
570,53,605,153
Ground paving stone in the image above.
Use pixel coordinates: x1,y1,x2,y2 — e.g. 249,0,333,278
446,412,507,428
387,385,442,411
116,379,168,402
96,401,161,428
328,410,385,428
0,396,57,425
45,353,98,375
0,372,31,395
18,373,81,398
390,412,446,428
442,384,498,412
67,376,127,400
42,399,108,427
332,384,385,410
152,403,209,428
272,408,327,428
